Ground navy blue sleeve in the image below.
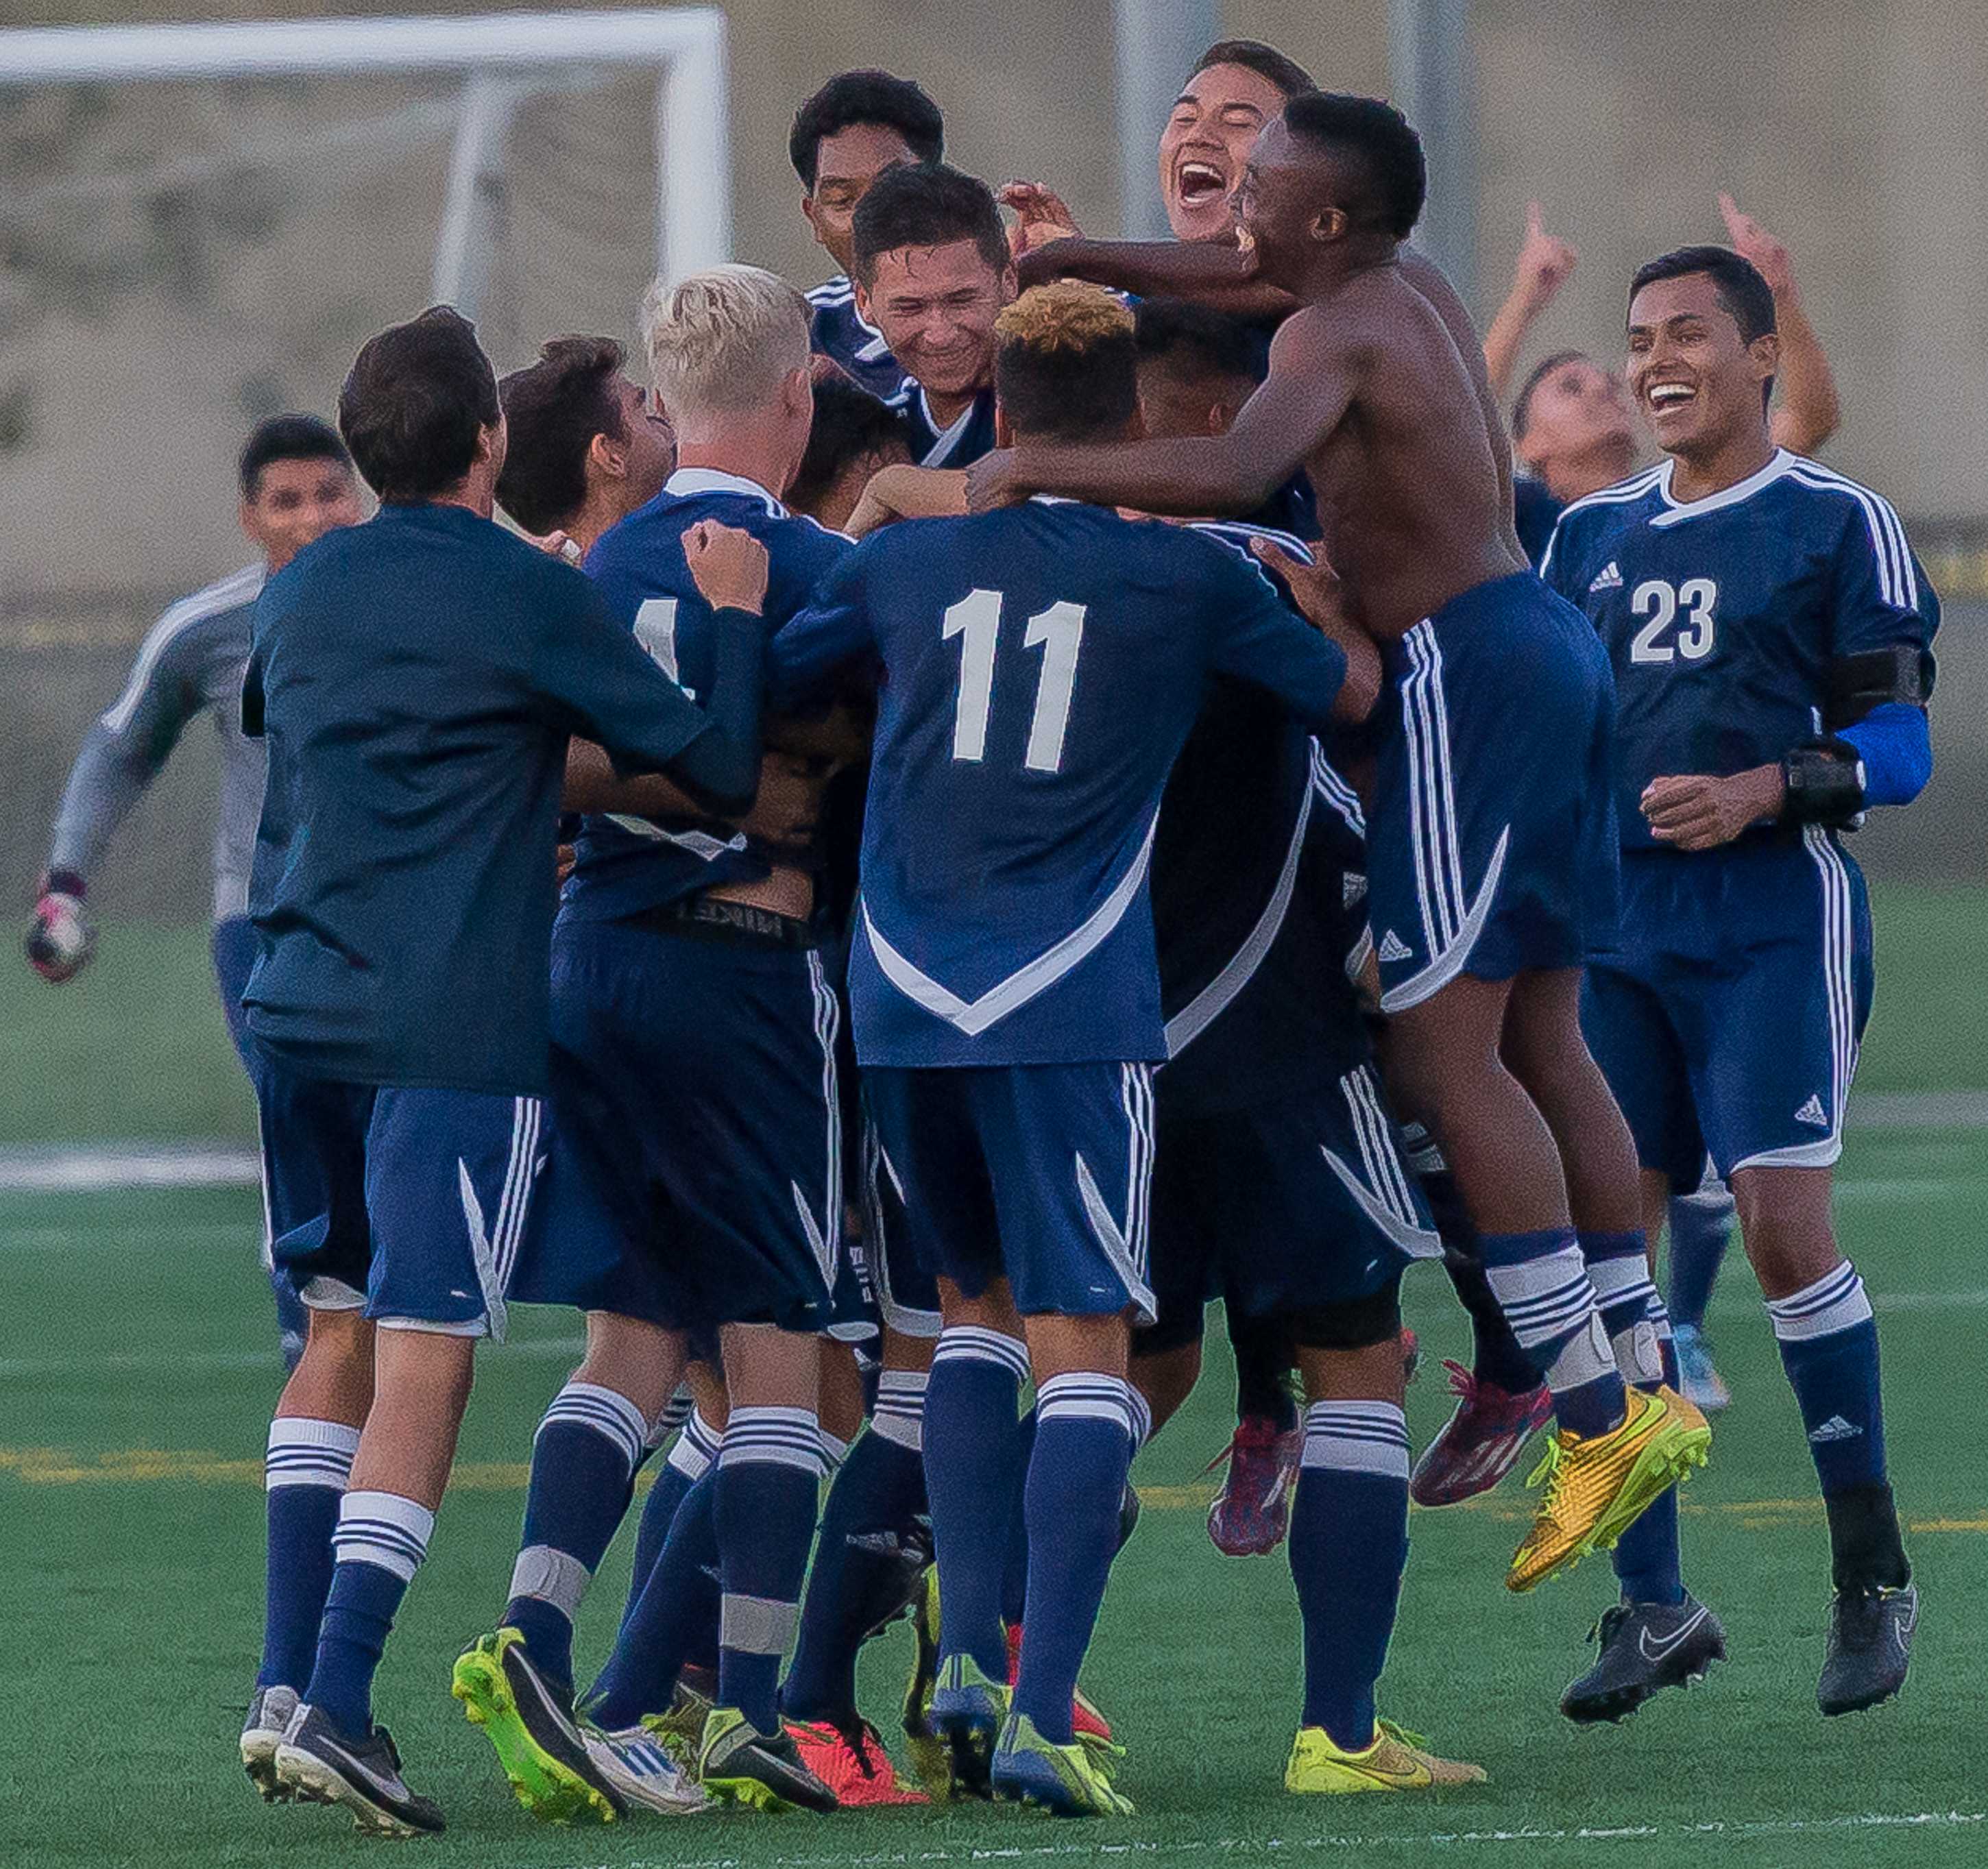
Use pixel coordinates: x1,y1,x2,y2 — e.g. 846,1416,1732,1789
1536,505,1588,602
1826,497,1939,660
1200,543,1346,728
768,545,877,709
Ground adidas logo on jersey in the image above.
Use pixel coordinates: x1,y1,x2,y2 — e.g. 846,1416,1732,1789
1343,872,1369,909
1795,1095,1830,1129
1808,1415,1863,1444
1377,929,1414,964
1588,561,1624,594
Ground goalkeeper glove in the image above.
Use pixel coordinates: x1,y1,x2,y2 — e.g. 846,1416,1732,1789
26,870,95,982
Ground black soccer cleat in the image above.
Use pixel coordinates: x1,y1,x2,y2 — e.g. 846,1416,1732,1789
240,1683,299,1800
274,1702,446,1835
1818,1583,1917,1715
699,1706,841,1813
1560,1595,1727,1724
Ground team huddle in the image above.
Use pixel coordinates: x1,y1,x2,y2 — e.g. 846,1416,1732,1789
28,42,1939,1840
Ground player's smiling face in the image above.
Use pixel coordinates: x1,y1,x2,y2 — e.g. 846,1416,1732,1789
1233,119,1324,289
805,123,921,277
1627,272,1777,460
240,456,364,573
1159,62,1289,244
858,239,1014,400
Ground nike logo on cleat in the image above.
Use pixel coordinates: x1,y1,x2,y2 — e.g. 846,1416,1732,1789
1636,1604,1710,1663
1377,930,1414,963
1589,561,1624,593
1795,1095,1830,1128
1808,1415,1863,1443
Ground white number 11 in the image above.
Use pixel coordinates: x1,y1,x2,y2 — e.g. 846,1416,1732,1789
941,589,1087,774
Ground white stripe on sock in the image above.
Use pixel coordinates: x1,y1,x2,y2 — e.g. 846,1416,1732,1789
1037,1371,1133,1436
720,1406,825,1478
265,1417,361,1491
1301,1400,1411,1480
332,1489,434,1584
509,1543,591,1618
537,1380,649,1475
1767,1262,1874,1342
932,1325,1031,1384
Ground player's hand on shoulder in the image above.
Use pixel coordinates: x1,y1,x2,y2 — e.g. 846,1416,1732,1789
1640,765,1789,851
522,525,583,563
847,464,969,536
25,872,95,983
1512,201,1577,312
683,519,771,616
965,450,1027,515
999,180,1082,258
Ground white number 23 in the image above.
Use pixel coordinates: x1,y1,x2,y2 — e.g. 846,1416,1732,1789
1628,577,1718,664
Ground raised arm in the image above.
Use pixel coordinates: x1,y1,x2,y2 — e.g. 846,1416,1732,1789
1718,195,1840,454
973,308,1357,517
1014,234,1300,322
1481,203,1578,401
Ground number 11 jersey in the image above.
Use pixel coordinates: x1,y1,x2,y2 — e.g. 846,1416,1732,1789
770,498,1350,1069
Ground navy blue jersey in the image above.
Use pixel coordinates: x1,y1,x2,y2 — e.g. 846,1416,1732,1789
1151,521,1369,1117
1541,450,1939,850
808,276,904,400
563,469,853,923
771,499,1349,1068
888,380,999,467
1513,474,1564,568
243,502,723,1093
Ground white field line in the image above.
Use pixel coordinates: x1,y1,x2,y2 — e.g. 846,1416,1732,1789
569,1809,1988,1868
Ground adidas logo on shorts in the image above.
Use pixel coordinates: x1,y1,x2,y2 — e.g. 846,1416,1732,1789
1808,1415,1863,1443
1589,561,1624,593
1794,1095,1830,1128
1377,929,1414,964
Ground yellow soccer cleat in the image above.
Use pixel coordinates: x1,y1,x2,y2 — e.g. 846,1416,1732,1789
1507,1385,1710,1593
1285,1720,1488,1794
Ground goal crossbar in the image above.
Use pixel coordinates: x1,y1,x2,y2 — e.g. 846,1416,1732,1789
0,10,733,290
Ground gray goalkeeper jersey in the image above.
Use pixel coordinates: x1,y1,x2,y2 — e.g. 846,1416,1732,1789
48,564,265,923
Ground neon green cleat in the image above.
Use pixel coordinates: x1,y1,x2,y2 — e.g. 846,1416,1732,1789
1285,1718,1487,1794
991,1712,1135,1816
697,1706,838,1813
451,1628,623,1824
899,1568,952,1800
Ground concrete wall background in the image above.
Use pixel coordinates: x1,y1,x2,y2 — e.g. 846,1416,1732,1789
3,0,1982,913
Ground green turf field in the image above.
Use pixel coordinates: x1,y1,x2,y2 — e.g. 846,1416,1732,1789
1,898,1983,1866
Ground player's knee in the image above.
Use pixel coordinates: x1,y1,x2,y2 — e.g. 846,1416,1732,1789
1289,1285,1406,1402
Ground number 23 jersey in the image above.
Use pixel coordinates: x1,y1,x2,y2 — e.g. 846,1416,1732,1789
770,500,1350,1069
1540,450,1938,851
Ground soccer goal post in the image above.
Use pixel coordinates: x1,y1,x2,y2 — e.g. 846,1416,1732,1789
0,8,734,313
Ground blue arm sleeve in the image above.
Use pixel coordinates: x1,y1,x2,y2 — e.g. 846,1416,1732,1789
766,550,875,709
1203,549,1347,729
1841,703,1932,808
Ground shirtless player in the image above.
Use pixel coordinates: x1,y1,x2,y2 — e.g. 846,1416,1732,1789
969,91,1709,1591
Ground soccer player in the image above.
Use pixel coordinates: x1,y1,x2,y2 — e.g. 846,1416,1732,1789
969,94,1712,1593
785,375,916,530
461,267,857,1821
27,416,361,1362
1542,245,1934,1716
792,70,946,397
851,162,1013,465
770,282,1370,1816
239,306,768,1837
493,334,677,551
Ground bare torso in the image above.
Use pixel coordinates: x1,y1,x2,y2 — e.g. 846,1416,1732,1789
1287,264,1524,641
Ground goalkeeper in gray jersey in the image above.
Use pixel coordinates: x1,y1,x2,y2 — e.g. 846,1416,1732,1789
27,415,363,1356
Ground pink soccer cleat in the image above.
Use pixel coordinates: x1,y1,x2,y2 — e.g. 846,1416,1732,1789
1204,1415,1304,1556
1409,1360,1554,1507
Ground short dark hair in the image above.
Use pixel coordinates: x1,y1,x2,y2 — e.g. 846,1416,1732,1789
1282,92,1426,240
1511,349,1592,441
994,283,1139,444
495,336,628,535
790,70,944,191
1629,245,1778,345
1133,299,1265,389
786,377,912,517
338,306,500,505
238,414,351,500
1190,38,1317,99
850,162,1008,285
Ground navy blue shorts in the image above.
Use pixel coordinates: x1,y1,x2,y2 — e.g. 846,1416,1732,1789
1584,833,1874,1188
212,915,257,1073
508,920,841,1335
851,1086,943,1339
1370,574,1621,1012
1141,1063,1440,1354
863,1062,1158,1323
253,1060,544,1337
